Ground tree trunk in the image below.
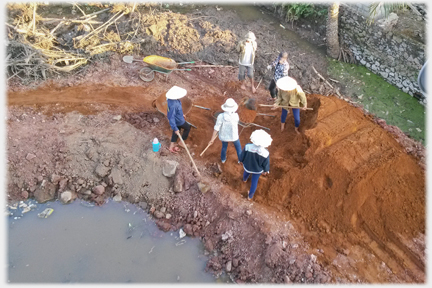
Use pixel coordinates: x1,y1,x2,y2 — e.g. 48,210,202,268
326,2,340,59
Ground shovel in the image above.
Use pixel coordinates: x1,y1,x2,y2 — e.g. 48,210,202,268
177,134,211,193
123,55,142,63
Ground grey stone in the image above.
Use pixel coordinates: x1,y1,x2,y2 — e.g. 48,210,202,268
50,174,61,184
162,160,179,178
154,211,164,219
34,182,56,203
109,168,123,185
26,153,36,161
173,172,184,193
95,163,110,178
113,194,122,202
138,201,148,210
81,190,92,195
60,191,73,204
92,185,105,195
226,261,232,272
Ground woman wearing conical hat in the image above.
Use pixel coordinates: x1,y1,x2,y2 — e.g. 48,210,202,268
272,76,308,134
207,98,242,164
239,129,272,200
166,86,191,153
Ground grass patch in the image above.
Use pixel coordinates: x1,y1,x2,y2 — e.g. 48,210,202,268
327,58,425,144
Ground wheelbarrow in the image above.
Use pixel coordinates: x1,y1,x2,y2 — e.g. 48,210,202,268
123,55,194,82
152,92,201,128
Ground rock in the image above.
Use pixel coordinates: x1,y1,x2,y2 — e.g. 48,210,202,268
138,201,148,210
21,190,29,199
81,190,92,195
153,117,160,123
92,185,105,195
162,160,179,177
183,224,193,235
160,207,166,213
109,168,123,185
173,172,184,193
113,194,122,202
226,261,232,272
85,147,98,160
156,220,171,232
34,182,56,203
150,206,155,214
60,191,74,204
36,175,44,183
246,210,252,215
204,239,214,252
113,115,122,121
284,275,292,283
179,228,186,239
25,153,36,161
95,163,110,178
165,213,172,219
154,211,164,219
197,182,210,193
50,174,61,184
58,178,68,191
232,258,239,267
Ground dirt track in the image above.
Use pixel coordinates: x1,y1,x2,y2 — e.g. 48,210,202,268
6,4,426,284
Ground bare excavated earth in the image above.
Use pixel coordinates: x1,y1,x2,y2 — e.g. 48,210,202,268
5,5,426,284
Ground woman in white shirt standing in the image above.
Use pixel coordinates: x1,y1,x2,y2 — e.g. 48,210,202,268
207,98,242,164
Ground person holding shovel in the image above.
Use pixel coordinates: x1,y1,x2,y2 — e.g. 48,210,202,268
272,76,307,134
239,129,272,200
267,51,290,99
237,31,257,93
166,85,191,153
207,98,242,164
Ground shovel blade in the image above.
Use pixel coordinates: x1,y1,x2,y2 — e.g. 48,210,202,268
122,55,134,63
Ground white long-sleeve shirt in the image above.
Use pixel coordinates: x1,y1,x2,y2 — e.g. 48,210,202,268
214,112,240,142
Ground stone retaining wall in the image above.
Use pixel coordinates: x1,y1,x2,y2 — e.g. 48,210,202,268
339,4,426,104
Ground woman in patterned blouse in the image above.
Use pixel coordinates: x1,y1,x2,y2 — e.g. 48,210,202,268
267,52,290,99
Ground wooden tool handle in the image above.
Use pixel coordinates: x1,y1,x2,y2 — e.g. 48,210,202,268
178,135,201,177
200,132,218,157
259,104,313,110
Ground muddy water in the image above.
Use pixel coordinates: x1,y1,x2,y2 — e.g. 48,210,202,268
7,199,219,283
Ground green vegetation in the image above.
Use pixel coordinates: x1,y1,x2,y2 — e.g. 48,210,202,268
327,58,425,144
279,3,327,23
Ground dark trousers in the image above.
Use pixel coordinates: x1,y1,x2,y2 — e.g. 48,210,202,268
269,79,277,98
171,121,191,142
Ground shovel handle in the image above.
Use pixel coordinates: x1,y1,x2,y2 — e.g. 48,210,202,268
173,68,192,71
178,135,201,177
257,113,276,117
249,123,271,131
259,104,313,110
177,61,195,65
200,132,218,157
193,105,211,110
